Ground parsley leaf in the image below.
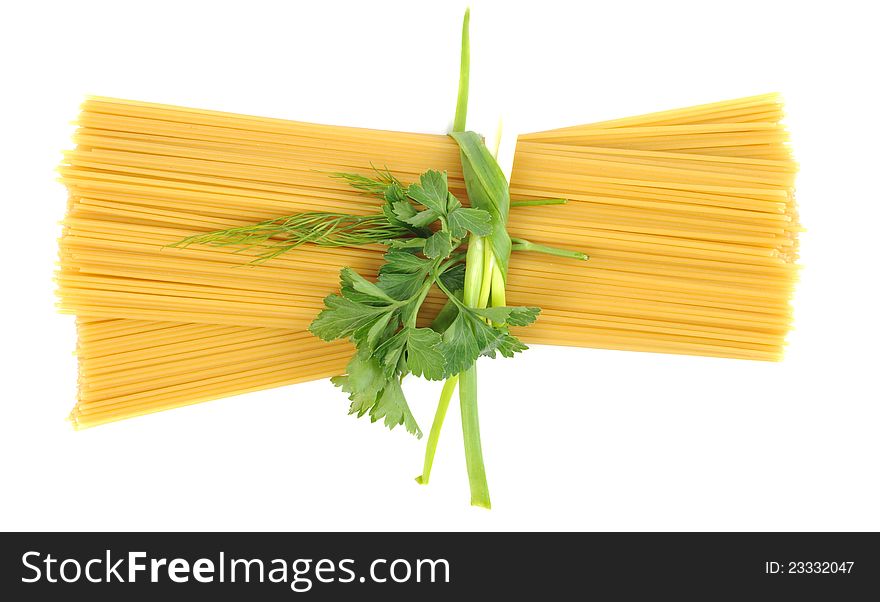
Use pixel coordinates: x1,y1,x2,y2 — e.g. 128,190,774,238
370,376,422,437
492,333,529,358
332,353,422,438
470,305,541,327
402,327,445,381
391,200,417,221
445,192,462,213
407,170,449,215
437,306,534,375
358,310,398,351
384,182,407,204
310,294,395,342
404,208,440,228
373,326,445,381
377,251,431,301
447,207,493,238
332,350,385,417
439,312,483,376
375,328,407,379
340,267,396,305
424,230,453,259
438,262,466,293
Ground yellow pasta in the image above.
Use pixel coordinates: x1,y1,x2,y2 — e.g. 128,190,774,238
57,94,799,428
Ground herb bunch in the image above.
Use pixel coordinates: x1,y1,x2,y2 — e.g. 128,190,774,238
174,9,587,508
308,168,542,439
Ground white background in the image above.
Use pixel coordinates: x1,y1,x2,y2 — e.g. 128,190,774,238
2,0,878,531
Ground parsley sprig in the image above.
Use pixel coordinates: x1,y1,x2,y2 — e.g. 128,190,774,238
308,169,541,439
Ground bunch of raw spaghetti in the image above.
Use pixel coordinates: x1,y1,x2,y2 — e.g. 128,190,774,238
57,93,798,429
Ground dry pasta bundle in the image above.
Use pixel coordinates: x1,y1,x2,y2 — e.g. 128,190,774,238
55,11,801,510
57,93,798,430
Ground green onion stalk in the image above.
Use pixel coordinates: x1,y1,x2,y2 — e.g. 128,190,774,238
418,9,585,506
417,8,504,508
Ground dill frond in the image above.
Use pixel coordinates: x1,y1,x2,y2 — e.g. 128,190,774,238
170,212,410,263
329,165,402,198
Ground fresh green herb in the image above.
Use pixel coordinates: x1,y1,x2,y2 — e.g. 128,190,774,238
170,212,411,263
306,167,541,442
173,8,587,508
452,8,470,132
